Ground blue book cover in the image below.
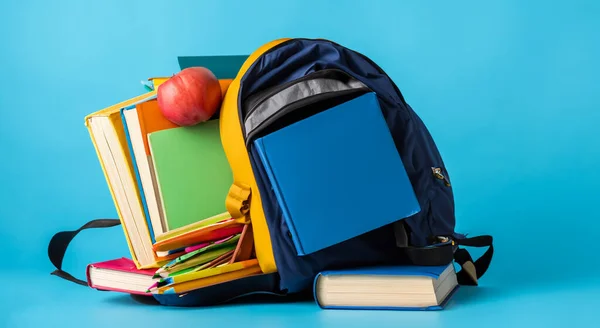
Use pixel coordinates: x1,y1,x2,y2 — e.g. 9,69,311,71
318,264,452,278
252,92,421,256
120,103,156,243
313,264,458,311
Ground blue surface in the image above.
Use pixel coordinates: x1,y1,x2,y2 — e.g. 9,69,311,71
254,92,419,256
1,0,599,327
4,272,598,327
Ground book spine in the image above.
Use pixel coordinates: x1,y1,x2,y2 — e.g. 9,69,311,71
313,272,325,309
121,109,156,243
253,139,306,255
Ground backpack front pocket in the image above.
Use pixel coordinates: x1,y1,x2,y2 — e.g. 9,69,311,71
243,69,371,145
246,90,421,258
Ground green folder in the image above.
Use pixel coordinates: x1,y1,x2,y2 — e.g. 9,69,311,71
148,119,233,230
167,243,237,277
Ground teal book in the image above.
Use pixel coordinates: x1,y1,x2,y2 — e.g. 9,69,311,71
177,55,248,78
313,264,458,310
252,92,420,256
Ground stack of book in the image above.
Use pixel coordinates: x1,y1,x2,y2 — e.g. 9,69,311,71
82,59,461,310
85,66,261,296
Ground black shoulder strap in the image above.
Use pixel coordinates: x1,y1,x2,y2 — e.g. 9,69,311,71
453,235,494,285
394,221,494,285
394,221,455,266
399,242,456,266
48,219,121,286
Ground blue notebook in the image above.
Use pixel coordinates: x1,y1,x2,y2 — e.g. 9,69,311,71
120,96,158,242
313,264,458,310
252,92,420,256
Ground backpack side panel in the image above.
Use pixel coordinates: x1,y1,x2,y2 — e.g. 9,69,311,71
219,38,291,274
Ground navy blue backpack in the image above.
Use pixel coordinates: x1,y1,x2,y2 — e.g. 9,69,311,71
48,38,493,307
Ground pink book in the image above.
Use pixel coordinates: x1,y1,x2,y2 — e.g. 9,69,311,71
86,258,157,295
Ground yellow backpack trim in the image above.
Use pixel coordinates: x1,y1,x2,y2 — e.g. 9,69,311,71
219,38,291,274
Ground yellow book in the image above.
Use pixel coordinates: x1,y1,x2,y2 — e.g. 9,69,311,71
156,262,263,295
160,243,237,277
154,211,231,243
85,90,163,269
147,77,169,89
168,259,258,285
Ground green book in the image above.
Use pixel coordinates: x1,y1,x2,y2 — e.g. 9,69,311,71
148,119,233,231
166,243,237,277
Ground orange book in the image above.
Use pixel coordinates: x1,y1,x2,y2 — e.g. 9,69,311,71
138,79,232,157
136,99,178,156
153,219,244,252
156,260,262,294
219,79,233,97
168,259,258,286
123,79,234,239
155,252,182,262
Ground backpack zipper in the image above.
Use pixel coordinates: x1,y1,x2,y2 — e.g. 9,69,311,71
245,87,370,146
243,69,360,120
432,167,451,187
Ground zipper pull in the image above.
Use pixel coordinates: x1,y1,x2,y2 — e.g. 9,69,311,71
432,167,451,187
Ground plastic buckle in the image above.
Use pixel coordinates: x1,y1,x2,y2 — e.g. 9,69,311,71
225,182,251,224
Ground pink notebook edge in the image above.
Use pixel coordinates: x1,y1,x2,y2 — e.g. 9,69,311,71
86,257,156,295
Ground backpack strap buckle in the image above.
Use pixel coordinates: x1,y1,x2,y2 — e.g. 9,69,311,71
453,235,494,286
226,182,252,224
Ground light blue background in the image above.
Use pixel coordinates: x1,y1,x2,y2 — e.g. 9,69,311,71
1,0,598,327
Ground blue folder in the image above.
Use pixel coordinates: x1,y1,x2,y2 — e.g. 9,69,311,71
252,92,421,256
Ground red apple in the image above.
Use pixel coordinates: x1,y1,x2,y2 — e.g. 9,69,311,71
157,67,222,126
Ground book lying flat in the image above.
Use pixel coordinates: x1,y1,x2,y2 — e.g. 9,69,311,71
252,92,420,256
156,240,240,279
153,217,244,253
313,264,458,310
155,212,231,242
159,259,259,288
87,258,157,295
155,262,263,295
160,234,241,274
